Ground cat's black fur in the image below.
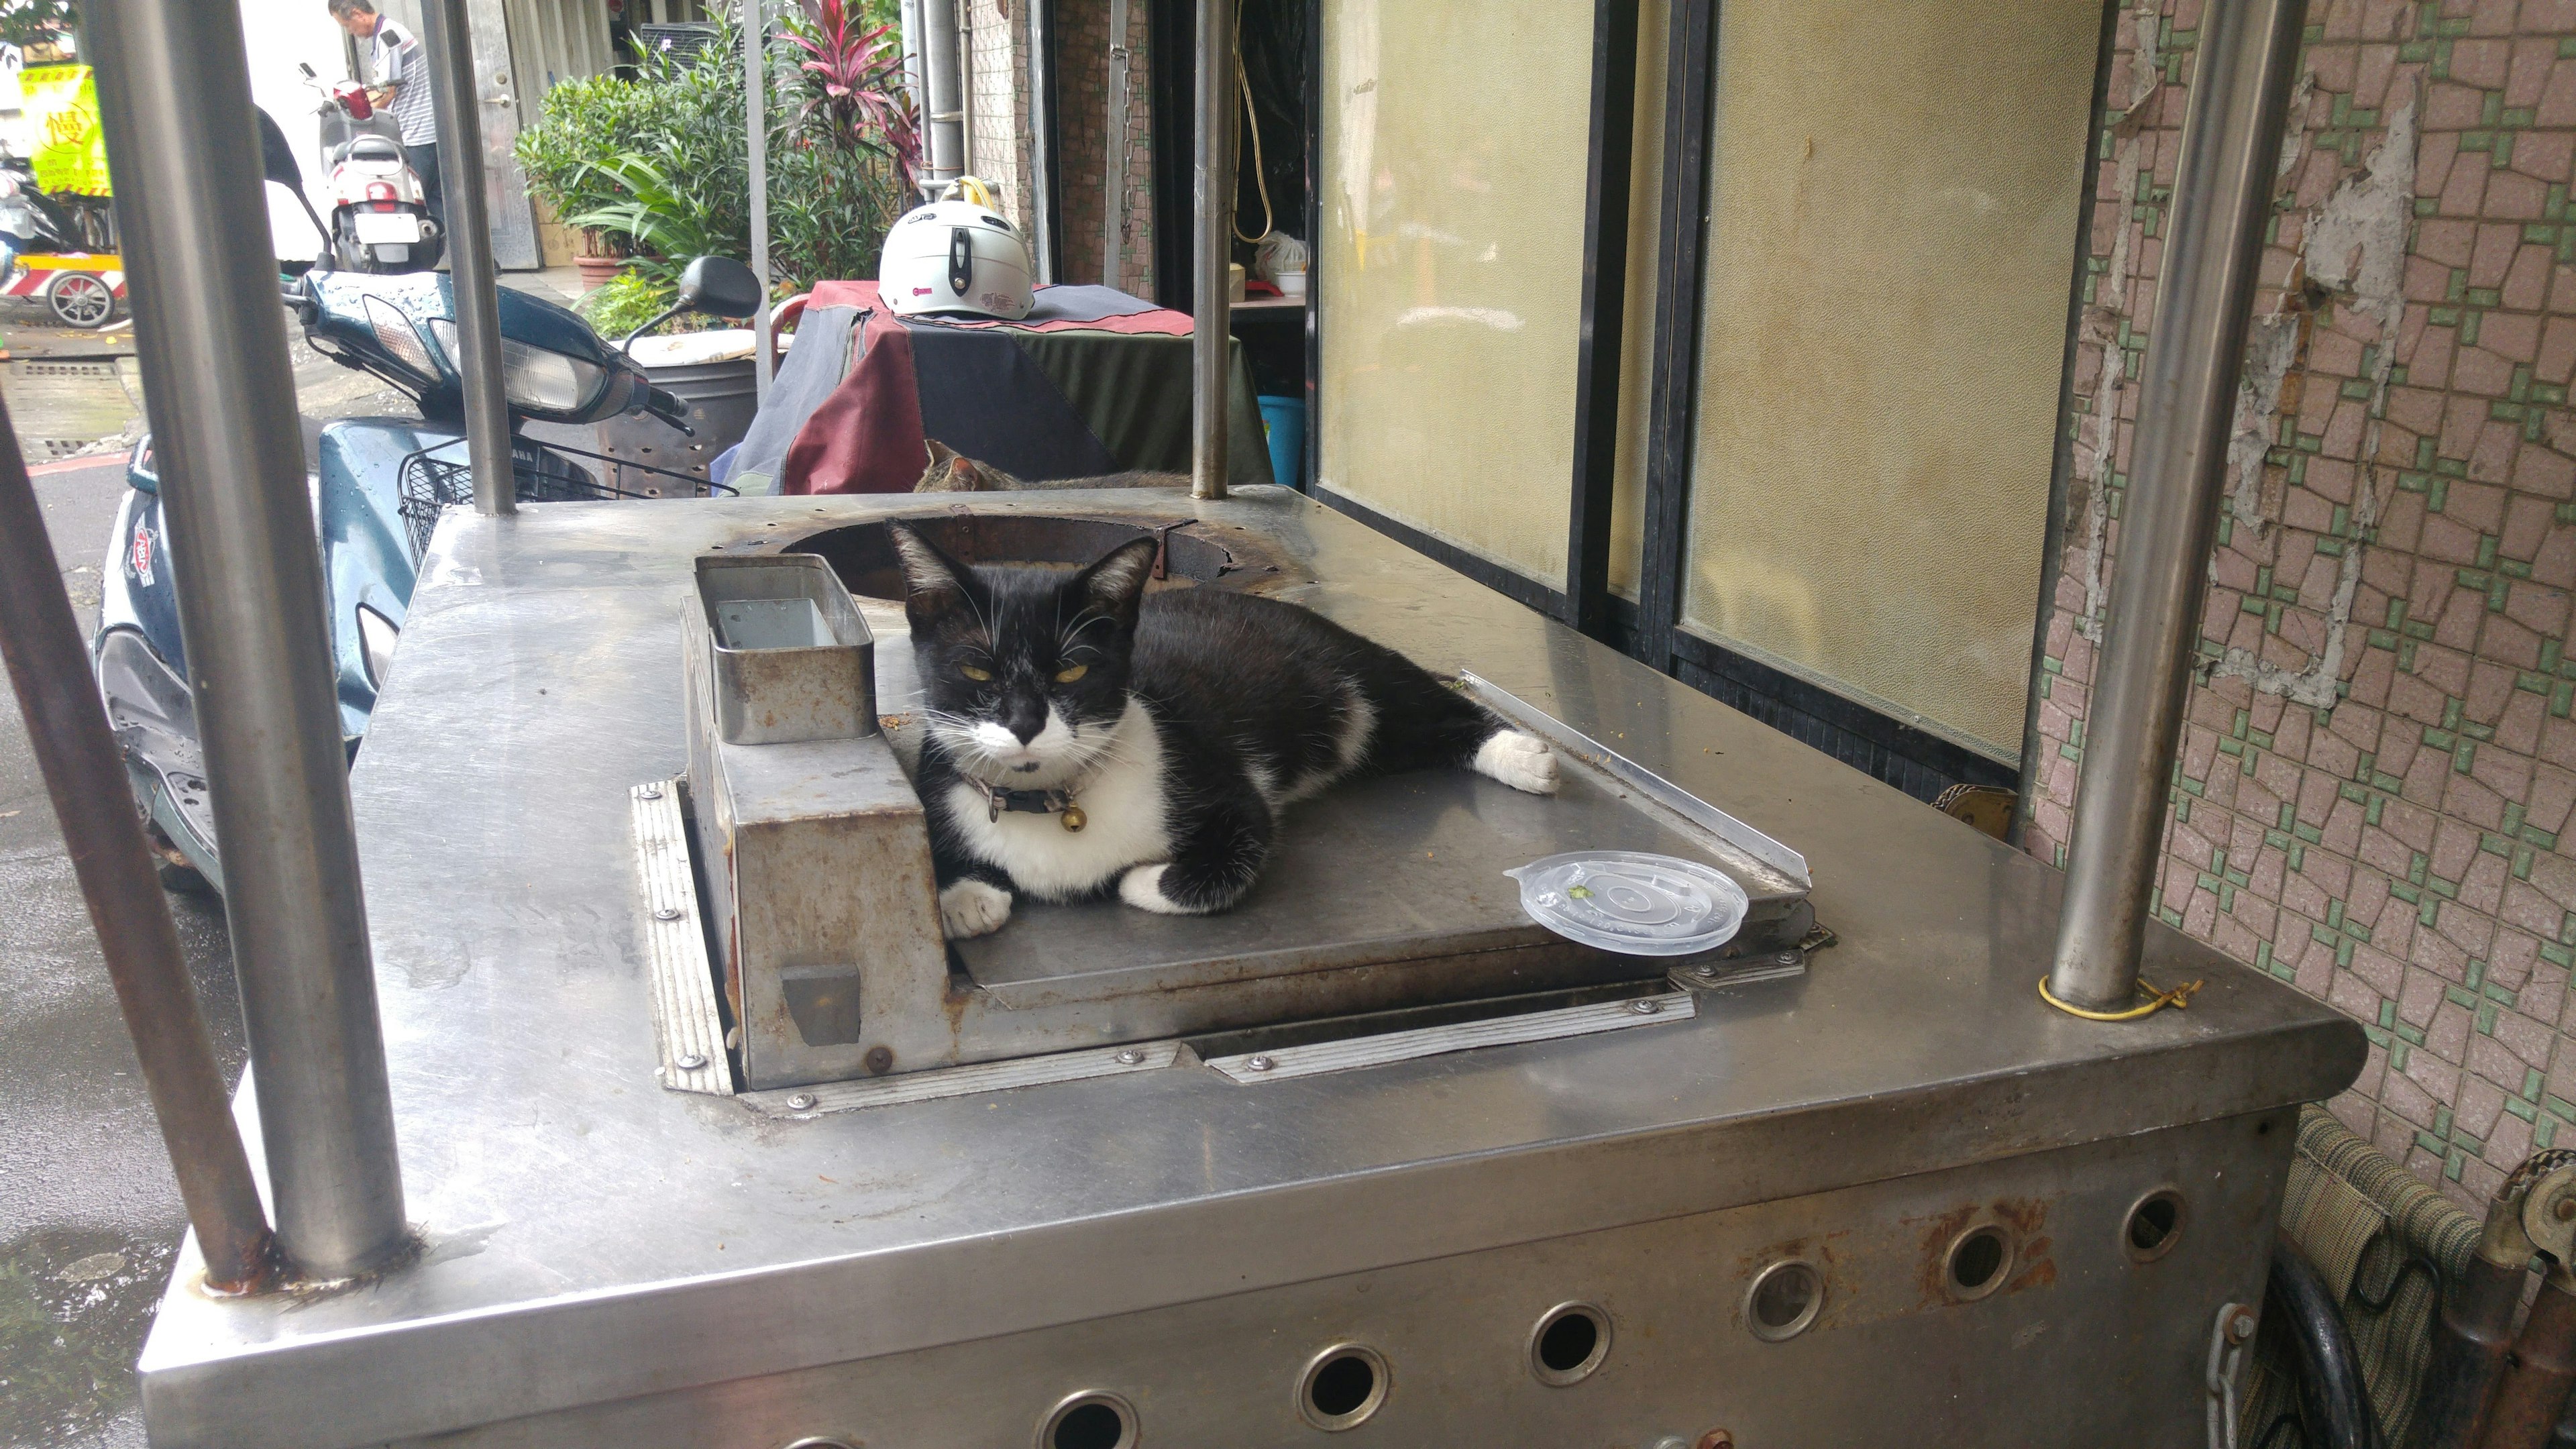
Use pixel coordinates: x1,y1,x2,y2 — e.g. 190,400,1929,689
889,521,1550,934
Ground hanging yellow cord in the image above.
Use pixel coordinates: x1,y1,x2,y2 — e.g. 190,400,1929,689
945,175,998,210
1232,0,1273,245
2036,974,2204,1022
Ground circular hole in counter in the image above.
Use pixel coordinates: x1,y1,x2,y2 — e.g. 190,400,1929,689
1298,1344,1389,1430
2125,1187,2187,1263
1529,1301,1611,1385
1037,1391,1136,1449
1944,1225,2012,1301
1744,1259,1823,1342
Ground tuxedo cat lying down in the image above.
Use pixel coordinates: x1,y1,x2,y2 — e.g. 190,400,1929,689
888,522,1560,939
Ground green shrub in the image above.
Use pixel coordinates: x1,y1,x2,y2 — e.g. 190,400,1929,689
514,9,902,293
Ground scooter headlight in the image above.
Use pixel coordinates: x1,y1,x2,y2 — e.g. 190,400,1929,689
356,604,400,689
424,319,606,415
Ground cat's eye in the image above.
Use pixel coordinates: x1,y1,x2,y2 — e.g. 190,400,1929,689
1054,663,1089,684
959,663,992,682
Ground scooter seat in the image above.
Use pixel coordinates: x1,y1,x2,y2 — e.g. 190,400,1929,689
345,136,402,163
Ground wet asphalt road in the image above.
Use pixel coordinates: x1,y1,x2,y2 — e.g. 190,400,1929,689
0,456,242,1449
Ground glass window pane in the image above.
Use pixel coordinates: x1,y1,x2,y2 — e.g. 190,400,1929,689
1318,0,1598,590
1678,0,2099,759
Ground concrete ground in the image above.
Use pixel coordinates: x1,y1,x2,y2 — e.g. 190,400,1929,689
0,455,239,1449
0,266,584,1448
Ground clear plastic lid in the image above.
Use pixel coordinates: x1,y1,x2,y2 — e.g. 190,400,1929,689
1504,850,1750,957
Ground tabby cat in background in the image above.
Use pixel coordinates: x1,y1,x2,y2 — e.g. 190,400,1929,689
912,439,1185,493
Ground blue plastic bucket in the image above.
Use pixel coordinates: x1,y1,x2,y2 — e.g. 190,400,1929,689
1258,394,1306,488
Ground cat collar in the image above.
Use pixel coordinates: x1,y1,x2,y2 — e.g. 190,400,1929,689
980,782,1087,832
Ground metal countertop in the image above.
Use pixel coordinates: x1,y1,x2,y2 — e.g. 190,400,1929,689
138,486,2364,1448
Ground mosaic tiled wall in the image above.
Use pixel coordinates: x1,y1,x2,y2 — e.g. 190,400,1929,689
1053,0,1157,291
2028,0,2576,1205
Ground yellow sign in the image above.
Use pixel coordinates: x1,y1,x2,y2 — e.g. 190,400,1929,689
23,65,110,197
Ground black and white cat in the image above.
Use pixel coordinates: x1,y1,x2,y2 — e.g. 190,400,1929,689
887,522,1560,939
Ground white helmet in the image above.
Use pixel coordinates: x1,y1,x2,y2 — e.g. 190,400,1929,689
879,176,1034,321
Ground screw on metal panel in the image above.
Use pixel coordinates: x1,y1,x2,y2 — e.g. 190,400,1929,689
863,1046,894,1075
2556,1196,2575,1222
674,1053,708,1071
2228,1307,2257,1343
641,784,664,799
1776,951,1802,966
1246,1055,1276,1072
1692,964,1718,978
1114,1049,1144,1065
653,906,683,921
1628,998,1662,1015
786,1093,817,1111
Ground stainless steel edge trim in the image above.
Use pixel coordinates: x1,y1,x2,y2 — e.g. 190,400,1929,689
1458,671,1811,889
1204,993,1696,1084
631,782,733,1096
740,1040,1188,1116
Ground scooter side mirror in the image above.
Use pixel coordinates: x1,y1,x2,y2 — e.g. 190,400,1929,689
256,106,304,189
675,256,762,320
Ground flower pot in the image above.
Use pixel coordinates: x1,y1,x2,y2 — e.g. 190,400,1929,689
575,254,629,293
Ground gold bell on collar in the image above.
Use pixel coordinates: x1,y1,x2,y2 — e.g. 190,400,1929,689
1060,804,1087,833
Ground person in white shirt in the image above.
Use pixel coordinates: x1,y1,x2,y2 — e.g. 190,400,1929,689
325,0,444,228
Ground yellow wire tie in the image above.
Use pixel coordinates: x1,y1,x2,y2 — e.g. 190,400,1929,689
2037,974,2204,1022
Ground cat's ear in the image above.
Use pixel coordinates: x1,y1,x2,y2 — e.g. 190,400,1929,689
926,439,959,467
886,521,975,618
1073,535,1161,619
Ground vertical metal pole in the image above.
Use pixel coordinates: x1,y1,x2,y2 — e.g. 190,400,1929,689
745,0,772,400
1026,0,1059,284
80,0,410,1279
0,415,276,1294
1104,0,1130,288
922,0,964,186
1191,0,1232,498
2047,0,2310,1011
420,0,516,517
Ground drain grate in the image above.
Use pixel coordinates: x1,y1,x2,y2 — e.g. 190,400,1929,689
16,360,121,380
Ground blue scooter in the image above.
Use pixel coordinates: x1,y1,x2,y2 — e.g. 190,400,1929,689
94,256,763,891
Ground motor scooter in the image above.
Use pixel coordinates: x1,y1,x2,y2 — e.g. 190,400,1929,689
93,255,764,890
295,61,442,274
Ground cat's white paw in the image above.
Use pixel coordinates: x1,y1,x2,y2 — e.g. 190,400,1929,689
940,879,1013,938
1119,863,1191,914
1473,729,1560,794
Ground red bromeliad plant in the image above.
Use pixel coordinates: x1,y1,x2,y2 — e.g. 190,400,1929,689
782,0,922,198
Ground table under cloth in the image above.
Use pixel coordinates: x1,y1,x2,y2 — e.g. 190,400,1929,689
726,280,1275,495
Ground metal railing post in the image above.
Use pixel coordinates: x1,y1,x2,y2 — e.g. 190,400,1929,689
1191,0,1232,499
0,415,276,1294
746,0,773,401
80,0,409,1276
2047,0,2311,1010
419,0,515,517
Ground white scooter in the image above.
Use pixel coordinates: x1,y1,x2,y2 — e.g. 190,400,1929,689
296,62,443,274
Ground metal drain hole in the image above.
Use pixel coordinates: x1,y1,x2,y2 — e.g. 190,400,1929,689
1945,1226,2011,1301
1298,1344,1389,1430
1745,1260,1823,1342
1529,1302,1610,1385
1038,1393,1135,1449
2125,1187,2187,1263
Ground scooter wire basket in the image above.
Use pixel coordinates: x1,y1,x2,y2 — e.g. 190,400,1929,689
395,437,737,558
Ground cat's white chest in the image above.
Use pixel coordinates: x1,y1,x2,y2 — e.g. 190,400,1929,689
942,700,1171,901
